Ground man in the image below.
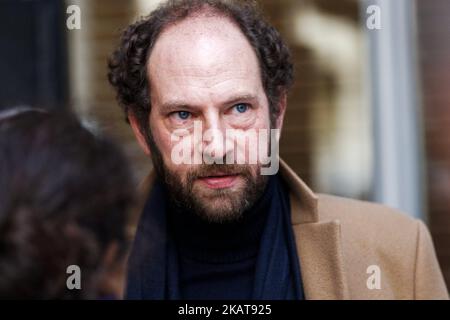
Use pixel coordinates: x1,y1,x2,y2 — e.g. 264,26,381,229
108,0,448,299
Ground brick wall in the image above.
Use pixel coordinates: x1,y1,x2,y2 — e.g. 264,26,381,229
416,0,450,289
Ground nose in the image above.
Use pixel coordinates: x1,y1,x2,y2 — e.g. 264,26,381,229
197,111,233,164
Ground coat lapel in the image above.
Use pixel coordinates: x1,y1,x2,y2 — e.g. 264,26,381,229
280,159,350,300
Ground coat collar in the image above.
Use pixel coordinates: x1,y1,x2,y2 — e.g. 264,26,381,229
279,158,350,299
132,159,349,300
278,158,319,224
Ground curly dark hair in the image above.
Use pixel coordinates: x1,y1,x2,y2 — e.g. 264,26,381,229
0,110,134,299
107,0,294,132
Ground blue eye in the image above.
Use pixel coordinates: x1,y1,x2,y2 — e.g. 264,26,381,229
176,111,191,120
234,103,249,113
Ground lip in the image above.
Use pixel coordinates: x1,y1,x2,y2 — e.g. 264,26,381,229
197,174,240,189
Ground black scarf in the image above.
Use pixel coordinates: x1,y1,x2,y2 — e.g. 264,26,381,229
125,174,304,300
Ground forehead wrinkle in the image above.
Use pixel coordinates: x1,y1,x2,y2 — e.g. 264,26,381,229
166,72,253,89
163,73,260,105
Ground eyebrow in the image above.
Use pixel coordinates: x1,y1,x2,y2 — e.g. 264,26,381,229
161,93,258,113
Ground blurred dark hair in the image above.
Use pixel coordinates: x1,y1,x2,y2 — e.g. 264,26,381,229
0,110,134,299
107,0,293,132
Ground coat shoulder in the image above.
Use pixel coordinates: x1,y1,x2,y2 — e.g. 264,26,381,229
315,194,424,298
313,193,448,299
315,193,422,258
316,193,419,235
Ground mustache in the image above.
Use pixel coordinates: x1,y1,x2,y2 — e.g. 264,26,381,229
187,164,253,180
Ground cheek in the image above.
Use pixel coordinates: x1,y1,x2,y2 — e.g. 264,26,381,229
149,116,173,159
257,111,271,129
252,106,272,132
149,118,192,177
253,94,271,129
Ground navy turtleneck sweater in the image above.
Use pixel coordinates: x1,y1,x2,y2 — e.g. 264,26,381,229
167,177,273,300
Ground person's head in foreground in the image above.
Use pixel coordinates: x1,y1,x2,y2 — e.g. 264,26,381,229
108,0,448,300
0,109,134,299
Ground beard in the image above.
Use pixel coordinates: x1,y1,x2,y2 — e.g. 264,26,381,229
145,130,268,223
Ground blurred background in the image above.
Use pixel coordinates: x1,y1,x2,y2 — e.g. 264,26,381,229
0,0,449,290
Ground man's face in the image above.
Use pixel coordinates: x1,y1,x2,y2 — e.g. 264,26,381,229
133,15,282,222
